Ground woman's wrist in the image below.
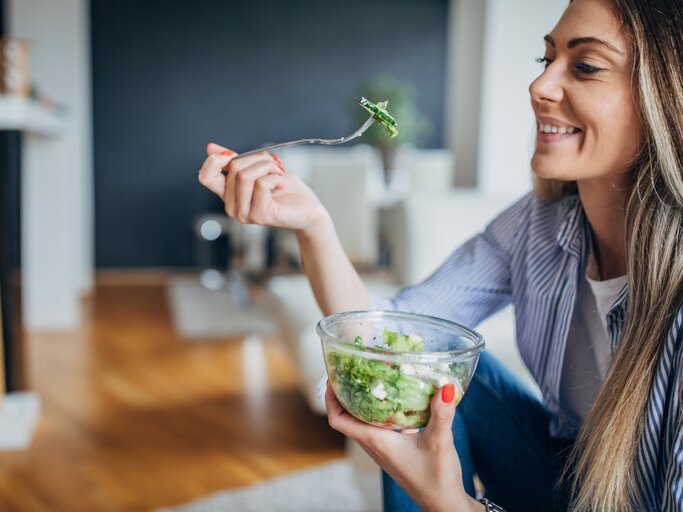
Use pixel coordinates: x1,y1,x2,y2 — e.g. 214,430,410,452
449,494,486,512
295,208,333,242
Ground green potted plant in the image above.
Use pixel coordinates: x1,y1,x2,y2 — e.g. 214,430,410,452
354,75,429,184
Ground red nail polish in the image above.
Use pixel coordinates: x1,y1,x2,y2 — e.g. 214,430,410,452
442,384,455,404
271,155,285,172
220,149,236,156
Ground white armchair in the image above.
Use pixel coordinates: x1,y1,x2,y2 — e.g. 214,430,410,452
274,145,384,268
382,190,515,285
395,147,456,192
310,145,383,266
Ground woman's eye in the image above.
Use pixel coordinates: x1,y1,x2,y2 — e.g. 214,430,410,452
535,56,603,76
536,56,553,68
574,62,602,75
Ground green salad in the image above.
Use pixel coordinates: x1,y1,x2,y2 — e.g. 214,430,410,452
359,97,399,138
325,328,464,429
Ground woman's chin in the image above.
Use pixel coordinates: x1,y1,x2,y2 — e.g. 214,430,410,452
532,168,558,180
531,156,572,181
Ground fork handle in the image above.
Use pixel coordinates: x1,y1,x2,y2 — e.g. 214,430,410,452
218,137,354,176
218,114,375,175
219,139,318,176
233,139,319,161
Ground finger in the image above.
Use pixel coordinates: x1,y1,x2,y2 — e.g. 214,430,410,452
250,173,285,223
325,383,394,445
198,151,236,196
271,153,286,172
224,155,255,216
424,384,458,444
234,161,284,222
227,152,273,174
325,381,347,418
224,156,269,217
223,152,284,178
206,142,228,156
224,153,281,216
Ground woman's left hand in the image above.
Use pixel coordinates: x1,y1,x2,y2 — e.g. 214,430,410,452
325,382,482,512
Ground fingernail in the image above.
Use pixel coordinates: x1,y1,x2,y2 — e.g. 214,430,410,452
272,155,286,172
442,384,455,404
220,149,236,157
271,155,286,172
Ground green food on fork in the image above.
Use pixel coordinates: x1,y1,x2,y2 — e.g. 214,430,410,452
218,98,399,175
359,97,399,138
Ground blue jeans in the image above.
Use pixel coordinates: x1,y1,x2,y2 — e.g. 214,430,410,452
382,352,575,512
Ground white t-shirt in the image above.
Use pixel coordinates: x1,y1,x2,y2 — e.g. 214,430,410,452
560,252,627,426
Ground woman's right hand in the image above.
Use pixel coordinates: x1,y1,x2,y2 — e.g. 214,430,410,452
198,142,330,234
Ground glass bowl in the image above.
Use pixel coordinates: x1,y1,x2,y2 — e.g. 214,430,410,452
317,310,484,431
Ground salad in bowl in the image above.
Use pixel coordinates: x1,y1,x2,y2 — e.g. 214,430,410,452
317,310,484,431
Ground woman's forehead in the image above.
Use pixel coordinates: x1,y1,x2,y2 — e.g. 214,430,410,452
550,0,626,52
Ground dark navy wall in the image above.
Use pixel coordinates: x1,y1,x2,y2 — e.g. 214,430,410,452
92,0,448,267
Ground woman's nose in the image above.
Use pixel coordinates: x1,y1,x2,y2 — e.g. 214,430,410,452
529,64,564,104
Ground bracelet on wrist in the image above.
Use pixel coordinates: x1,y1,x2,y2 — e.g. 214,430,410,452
478,497,506,512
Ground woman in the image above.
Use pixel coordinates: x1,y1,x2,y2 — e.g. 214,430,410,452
198,0,683,509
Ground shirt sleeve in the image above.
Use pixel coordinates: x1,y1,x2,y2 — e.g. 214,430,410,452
370,193,532,329
663,423,683,510
661,362,683,510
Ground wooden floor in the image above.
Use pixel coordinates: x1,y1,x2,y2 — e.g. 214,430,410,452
0,279,345,512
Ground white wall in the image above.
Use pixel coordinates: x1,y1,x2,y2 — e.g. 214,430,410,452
8,0,93,329
477,0,566,196
445,0,486,188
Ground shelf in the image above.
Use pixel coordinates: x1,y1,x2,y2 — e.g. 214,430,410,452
0,96,65,135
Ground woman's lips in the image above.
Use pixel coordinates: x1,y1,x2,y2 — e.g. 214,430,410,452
536,117,582,143
536,130,582,143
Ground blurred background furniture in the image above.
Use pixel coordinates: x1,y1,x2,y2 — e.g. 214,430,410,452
274,145,459,268
309,145,383,266
274,145,384,269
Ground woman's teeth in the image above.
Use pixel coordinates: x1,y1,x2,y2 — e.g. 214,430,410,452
539,124,578,134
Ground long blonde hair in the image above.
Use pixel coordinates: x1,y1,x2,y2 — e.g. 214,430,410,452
536,0,683,509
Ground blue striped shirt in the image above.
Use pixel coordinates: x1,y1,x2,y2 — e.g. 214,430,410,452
373,192,683,510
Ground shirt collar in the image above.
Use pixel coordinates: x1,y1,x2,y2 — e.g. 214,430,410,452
556,194,586,257
610,283,628,311
555,192,629,317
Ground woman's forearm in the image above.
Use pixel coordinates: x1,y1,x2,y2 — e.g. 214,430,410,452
295,212,369,315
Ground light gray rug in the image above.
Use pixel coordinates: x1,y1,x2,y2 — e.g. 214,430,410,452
166,275,275,339
157,459,379,512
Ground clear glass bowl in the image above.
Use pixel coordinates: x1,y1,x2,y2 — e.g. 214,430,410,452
317,310,484,431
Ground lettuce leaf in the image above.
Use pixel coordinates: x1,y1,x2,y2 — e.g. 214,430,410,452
326,329,443,429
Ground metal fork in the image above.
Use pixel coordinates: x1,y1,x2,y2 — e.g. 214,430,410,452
220,115,376,174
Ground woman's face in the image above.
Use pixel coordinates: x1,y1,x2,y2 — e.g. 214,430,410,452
529,0,643,183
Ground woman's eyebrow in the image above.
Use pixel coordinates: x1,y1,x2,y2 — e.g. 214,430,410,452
544,34,624,55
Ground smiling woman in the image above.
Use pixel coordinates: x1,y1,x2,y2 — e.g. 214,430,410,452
531,0,683,510
531,7,641,188
197,0,683,510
